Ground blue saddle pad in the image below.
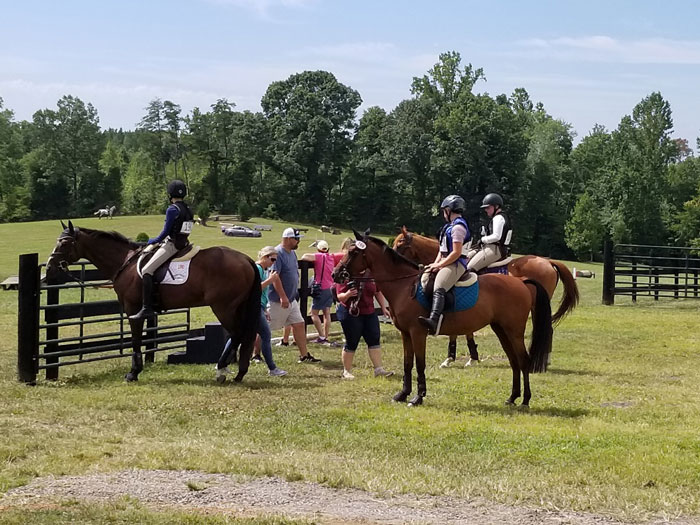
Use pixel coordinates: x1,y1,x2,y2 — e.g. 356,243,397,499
416,281,479,312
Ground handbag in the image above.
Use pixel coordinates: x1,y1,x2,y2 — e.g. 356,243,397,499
309,255,326,298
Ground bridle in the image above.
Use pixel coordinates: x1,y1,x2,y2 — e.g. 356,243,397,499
48,231,84,284
334,239,421,285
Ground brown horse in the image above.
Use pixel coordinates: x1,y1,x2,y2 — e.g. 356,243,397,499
46,221,261,382
333,232,552,407
393,226,578,365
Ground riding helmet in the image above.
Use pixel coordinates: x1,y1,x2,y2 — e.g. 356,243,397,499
167,180,187,199
440,195,466,214
480,193,503,209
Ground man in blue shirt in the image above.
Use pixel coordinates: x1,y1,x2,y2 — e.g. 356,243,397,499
268,227,321,363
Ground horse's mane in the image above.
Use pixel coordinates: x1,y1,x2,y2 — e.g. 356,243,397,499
79,227,142,249
366,236,420,269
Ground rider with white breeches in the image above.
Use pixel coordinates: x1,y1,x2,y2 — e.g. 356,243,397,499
418,194,471,335
467,193,512,273
129,179,194,320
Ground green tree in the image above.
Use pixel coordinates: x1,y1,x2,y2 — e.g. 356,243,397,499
0,98,30,221
261,70,361,222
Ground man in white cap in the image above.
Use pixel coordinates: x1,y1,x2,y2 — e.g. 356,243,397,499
300,239,338,346
268,228,321,363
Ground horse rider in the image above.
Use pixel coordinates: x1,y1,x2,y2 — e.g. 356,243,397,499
418,194,471,334
467,192,512,273
130,180,194,320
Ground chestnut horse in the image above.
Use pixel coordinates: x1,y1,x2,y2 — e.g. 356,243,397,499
333,232,552,407
393,226,578,365
46,221,261,382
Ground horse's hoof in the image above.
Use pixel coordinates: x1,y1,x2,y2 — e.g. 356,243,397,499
519,403,530,410
233,375,244,383
440,357,454,368
215,375,227,384
125,373,138,382
407,396,423,407
505,399,516,406
465,358,479,367
392,392,408,403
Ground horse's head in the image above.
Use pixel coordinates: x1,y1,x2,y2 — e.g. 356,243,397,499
392,225,417,260
46,220,80,279
332,229,372,284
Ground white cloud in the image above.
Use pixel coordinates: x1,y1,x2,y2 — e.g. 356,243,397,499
516,36,700,64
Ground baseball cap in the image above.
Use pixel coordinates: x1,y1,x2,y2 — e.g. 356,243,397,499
316,240,329,252
282,227,304,239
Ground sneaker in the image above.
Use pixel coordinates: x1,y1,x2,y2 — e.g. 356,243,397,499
440,356,455,369
328,340,342,348
374,367,395,377
298,353,321,363
342,370,355,379
269,368,288,377
313,337,330,345
251,354,263,363
275,340,289,347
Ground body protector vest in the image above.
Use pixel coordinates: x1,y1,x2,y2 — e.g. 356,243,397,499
439,217,471,268
482,211,512,258
168,201,194,249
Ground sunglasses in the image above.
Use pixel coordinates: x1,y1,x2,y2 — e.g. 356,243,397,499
268,256,277,262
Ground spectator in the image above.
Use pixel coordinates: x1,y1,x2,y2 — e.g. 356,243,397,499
268,228,321,363
334,244,393,379
221,246,287,377
300,239,338,346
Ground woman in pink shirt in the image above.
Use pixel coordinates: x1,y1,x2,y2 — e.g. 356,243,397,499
300,240,338,345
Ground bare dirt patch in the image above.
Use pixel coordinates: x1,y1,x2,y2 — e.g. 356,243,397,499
1,470,696,524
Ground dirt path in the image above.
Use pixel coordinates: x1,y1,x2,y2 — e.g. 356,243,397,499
1,470,696,524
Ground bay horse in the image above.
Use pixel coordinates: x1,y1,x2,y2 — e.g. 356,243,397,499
393,226,578,365
46,221,261,382
333,232,552,407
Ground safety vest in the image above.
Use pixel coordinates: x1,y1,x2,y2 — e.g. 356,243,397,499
439,217,471,268
169,201,194,249
482,211,512,258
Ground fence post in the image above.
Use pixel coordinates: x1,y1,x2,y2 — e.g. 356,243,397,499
602,240,615,305
145,316,157,363
17,254,40,384
631,260,637,303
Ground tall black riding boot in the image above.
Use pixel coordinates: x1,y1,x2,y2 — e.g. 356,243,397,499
129,274,155,320
418,288,446,335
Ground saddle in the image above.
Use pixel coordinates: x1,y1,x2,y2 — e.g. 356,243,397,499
481,256,512,275
137,244,201,283
417,271,479,312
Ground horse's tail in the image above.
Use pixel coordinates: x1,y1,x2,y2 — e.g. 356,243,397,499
238,258,262,360
524,278,552,373
549,260,579,325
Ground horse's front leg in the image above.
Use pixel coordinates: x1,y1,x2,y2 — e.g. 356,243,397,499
393,330,413,403
126,319,144,382
408,334,427,407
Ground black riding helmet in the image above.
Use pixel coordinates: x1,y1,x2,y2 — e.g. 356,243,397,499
167,180,187,199
440,194,466,214
480,193,503,209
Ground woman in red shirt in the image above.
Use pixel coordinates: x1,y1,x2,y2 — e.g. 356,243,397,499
335,268,393,380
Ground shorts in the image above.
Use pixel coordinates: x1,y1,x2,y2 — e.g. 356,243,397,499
337,304,381,352
268,299,305,331
311,288,333,310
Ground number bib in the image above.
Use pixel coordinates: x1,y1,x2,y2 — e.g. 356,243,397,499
180,221,193,234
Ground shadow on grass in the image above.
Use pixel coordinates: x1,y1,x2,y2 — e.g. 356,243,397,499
466,402,588,418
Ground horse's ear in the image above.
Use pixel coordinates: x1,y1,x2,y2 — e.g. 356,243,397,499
402,225,408,235
353,229,363,241
68,220,75,235
363,228,371,237
60,220,67,230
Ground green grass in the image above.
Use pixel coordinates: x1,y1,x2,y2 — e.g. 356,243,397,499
1,216,700,522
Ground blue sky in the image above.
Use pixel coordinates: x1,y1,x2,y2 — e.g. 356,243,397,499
1,0,699,147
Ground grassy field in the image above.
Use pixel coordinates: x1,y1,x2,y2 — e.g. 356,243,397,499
1,216,700,523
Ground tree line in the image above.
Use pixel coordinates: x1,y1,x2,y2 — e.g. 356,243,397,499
1,51,699,259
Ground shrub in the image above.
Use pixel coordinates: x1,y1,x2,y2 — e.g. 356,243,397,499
135,232,149,243
196,201,210,226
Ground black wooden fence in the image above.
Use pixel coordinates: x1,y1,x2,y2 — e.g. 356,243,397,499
17,253,191,384
17,255,334,383
602,241,700,305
